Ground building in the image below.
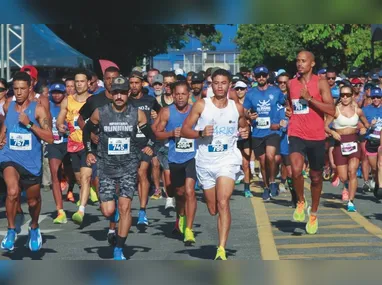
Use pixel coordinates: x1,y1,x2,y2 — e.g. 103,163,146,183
153,25,241,74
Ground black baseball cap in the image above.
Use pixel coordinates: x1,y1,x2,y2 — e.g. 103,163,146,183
348,67,360,78
191,72,204,83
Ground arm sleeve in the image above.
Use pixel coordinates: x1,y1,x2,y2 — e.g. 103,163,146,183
79,97,94,121
152,99,162,113
140,123,156,147
83,119,99,154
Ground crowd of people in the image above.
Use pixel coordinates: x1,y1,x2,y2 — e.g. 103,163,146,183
0,50,381,260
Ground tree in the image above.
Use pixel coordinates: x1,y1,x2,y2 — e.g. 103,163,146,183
47,24,220,75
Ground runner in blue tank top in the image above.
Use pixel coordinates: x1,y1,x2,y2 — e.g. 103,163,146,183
45,82,72,224
153,81,197,246
0,71,53,252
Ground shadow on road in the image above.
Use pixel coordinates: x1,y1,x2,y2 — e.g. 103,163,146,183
271,219,305,234
83,245,151,260
174,245,237,260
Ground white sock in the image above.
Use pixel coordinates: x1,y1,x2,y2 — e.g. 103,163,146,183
79,205,85,213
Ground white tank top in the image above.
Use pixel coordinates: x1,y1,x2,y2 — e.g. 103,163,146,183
332,105,359,129
195,97,242,167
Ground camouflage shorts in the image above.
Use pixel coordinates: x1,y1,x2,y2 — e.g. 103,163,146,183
99,173,138,203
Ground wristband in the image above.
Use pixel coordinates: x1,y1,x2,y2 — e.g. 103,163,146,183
26,121,34,129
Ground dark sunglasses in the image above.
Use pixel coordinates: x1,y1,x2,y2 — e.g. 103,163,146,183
326,77,336,80
0,87,6,92
340,93,353,98
255,73,268,79
371,96,381,100
235,87,246,91
153,82,163,86
278,81,287,85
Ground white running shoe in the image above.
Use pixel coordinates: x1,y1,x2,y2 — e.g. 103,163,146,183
165,197,175,210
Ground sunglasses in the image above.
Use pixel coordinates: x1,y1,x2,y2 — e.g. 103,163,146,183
371,96,381,99
352,84,362,87
255,73,268,79
235,87,246,91
326,77,336,80
278,81,287,85
340,93,353,98
0,87,6,92
153,82,163,86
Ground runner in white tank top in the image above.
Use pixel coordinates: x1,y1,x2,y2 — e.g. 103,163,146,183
180,69,249,260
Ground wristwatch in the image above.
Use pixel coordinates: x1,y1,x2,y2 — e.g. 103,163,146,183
198,130,204,138
26,121,34,129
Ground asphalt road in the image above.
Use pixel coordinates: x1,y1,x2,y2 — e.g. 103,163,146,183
1,175,382,260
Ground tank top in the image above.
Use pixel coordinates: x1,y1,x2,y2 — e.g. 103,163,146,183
50,101,68,144
332,105,359,129
166,104,195,164
66,95,87,152
97,103,140,177
12,93,40,101
160,95,173,107
0,101,42,176
288,75,325,140
194,98,242,167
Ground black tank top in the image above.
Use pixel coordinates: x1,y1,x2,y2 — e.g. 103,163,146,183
160,95,173,107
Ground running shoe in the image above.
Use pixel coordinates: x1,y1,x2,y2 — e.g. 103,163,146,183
374,187,382,199
113,247,126,260
89,186,99,203
306,214,318,234
270,183,278,197
331,174,340,187
66,191,75,203
342,189,349,202
179,215,186,234
184,228,196,246
214,246,227,260
107,231,117,246
137,210,148,228
165,197,175,210
278,183,287,193
356,167,362,178
347,201,357,212
370,178,376,191
150,188,162,200
244,189,253,198
323,167,331,181
53,210,67,224
72,210,84,225
302,170,308,179
362,181,371,192
262,188,271,201
15,212,25,234
28,227,42,251
60,180,68,192
1,229,17,251
293,201,306,222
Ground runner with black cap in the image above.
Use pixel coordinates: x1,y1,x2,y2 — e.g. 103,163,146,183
83,75,154,260
189,72,204,104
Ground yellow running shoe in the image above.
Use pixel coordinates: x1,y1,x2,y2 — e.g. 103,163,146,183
293,201,306,222
53,210,67,224
150,189,162,200
179,215,186,234
306,214,318,234
214,246,227,260
90,186,99,203
72,211,84,225
184,228,196,246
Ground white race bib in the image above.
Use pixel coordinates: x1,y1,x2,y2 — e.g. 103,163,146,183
175,138,195,153
10,133,32,150
341,141,358,155
208,137,228,153
53,130,63,144
108,138,130,155
292,99,309,115
136,126,146,138
73,115,80,130
256,117,270,129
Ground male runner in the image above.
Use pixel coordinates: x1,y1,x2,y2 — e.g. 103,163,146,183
83,76,154,260
0,72,53,251
181,69,249,260
287,51,335,234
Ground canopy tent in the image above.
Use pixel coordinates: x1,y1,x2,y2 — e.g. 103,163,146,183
4,24,93,68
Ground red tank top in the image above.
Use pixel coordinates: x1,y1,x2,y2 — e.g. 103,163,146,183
288,75,325,140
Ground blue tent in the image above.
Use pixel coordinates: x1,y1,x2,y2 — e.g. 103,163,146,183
8,24,93,68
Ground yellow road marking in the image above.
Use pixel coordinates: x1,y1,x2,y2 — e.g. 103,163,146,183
279,252,370,259
272,224,363,231
251,197,279,260
266,207,335,212
268,213,345,217
273,233,371,239
277,242,382,249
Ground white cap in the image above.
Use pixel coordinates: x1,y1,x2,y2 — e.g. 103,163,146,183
234,81,247,89
97,80,104,87
175,68,184,76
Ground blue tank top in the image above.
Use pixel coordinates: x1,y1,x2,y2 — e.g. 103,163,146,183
50,101,68,144
0,101,42,176
166,104,196,164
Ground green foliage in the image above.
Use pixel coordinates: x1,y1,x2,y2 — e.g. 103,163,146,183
236,24,382,73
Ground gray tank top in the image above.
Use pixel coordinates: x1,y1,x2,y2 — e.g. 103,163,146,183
97,103,140,177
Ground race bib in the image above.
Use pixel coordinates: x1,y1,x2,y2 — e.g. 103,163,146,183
136,126,145,138
341,142,358,155
10,133,32,150
208,137,228,153
53,130,63,144
73,116,80,130
108,138,130,155
175,138,195,153
256,117,270,129
292,99,309,115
